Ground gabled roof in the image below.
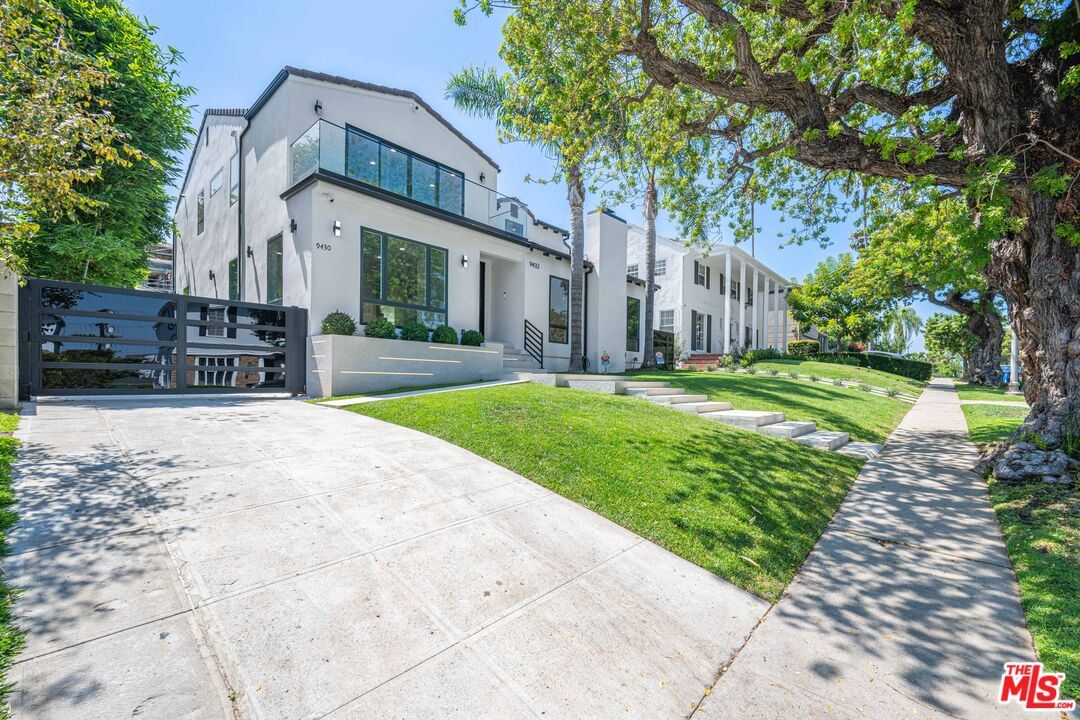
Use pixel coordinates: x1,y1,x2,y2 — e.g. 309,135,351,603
176,108,249,207
248,67,501,171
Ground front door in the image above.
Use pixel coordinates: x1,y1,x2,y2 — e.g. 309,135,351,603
478,261,486,336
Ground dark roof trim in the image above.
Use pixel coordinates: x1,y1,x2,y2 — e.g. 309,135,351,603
589,207,627,223
247,67,501,171
176,108,249,211
281,170,575,262
534,217,569,238
626,274,651,288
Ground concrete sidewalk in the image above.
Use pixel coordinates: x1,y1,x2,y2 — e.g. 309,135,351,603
697,379,1070,719
8,396,766,719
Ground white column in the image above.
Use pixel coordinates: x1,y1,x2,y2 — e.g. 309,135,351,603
723,250,732,354
772,284,780,349
752,267,759,349
763,276,771,348
1007,326,1022,394
738,259,746,350
781,287,789,352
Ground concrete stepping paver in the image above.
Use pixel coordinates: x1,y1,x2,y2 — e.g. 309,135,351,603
696,379,1068,719
793,429,850,451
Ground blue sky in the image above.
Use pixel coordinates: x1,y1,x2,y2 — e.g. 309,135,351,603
128,0,933,349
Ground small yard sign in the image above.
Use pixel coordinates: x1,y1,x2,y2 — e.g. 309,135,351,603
655,351,665,366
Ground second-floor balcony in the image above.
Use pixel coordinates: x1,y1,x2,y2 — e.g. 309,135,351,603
290,119,531,240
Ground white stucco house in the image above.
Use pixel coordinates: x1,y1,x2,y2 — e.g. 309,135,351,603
173,67,648,376
624,225,798,357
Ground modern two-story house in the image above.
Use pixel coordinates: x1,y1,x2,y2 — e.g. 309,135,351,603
174,67,647,375
624,225,798,356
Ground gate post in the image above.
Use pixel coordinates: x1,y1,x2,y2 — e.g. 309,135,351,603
0,264,18,406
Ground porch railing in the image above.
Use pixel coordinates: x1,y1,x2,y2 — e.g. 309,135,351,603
523,319,544,369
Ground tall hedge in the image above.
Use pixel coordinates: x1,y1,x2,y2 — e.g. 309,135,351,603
813,352,932,381
787,339,820,357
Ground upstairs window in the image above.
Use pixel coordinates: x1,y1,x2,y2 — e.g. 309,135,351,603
627,263,640,278
654,259,666,277
694,260,710,288
196,191,205,234
210,169,223,197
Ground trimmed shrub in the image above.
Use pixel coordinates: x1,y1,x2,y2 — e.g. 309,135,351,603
886,387,900,398
321,311,357,336
740,347,784,367
857,383,873,392
808,374,820,382
788,371,800,379
767,368,780,376
364,316,396,339
811,352,931,381
832,377,846,387
460,329,484,346
787,339,820,357
431,325,458,345
745,366,759,375
401,322,430,342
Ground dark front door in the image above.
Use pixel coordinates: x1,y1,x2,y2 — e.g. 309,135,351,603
479,261,486,336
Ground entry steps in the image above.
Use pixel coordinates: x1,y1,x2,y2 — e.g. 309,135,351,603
501,345,543,371
609,380,882,458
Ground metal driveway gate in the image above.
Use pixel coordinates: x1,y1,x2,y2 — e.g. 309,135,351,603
19,278,307,398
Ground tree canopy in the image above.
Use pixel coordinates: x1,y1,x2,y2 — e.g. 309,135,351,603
787,253,883,351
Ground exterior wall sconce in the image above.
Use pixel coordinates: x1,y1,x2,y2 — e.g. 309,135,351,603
290,218,297,234
246,246,254,259
314,99,323,115
461,254,469,269
332,220,341,237
479,172,486,183
208,270,216,281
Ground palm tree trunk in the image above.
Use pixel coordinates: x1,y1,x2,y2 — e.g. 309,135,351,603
642,169,658,367
567,163,586,373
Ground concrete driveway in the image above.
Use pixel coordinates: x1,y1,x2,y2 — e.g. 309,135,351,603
8,397,766,719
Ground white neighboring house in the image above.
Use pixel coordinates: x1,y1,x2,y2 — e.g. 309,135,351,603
624,225,798,356
173,67,646,373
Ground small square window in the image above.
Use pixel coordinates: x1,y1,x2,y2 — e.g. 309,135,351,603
659,309,675,332
654,259,666,277
627,263,639,278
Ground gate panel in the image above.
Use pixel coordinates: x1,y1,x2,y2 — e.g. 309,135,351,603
20,278,306,398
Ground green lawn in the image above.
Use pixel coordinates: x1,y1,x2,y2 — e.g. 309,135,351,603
347,383,863,601
630,370,911,444
751,359,927,396
0,409,21,713
961,403,1079,699
310,380,487,403
954,381,1026,403
962,404,1029,448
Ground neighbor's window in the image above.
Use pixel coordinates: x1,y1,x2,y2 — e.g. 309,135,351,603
210,169,223,197
654,259,666,277
627,263,639,277
229,153,240,205
196,191,205,234
228,257,239,301
659,309,675,332
626,296,641,352
361,228,447,327
266,234,283,305
548,276,569,344
694,260,708,287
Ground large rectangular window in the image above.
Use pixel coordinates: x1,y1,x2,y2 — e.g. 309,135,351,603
548,276,569,344
228,257,239,301
344,126,465,216
361,228,447,327
626,296,641,352
229,153,240,205
196,191,205,234
266,235,283,305
654,259,666,277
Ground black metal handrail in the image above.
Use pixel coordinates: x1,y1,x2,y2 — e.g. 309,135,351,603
523,319,544,369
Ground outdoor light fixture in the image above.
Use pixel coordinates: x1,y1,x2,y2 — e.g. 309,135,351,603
461,254,469,269
333,220,341,237
479,172,486,183
290,218,297,234
208,270,216,281
246,246,254,259
314,99,323,115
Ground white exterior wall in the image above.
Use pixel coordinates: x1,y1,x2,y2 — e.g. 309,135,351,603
174,114,246,298
585,210,630,373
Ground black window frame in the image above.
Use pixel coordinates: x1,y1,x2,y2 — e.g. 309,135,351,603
228,257,239,301
548,275,569,344
360,227,448,328
344,125,466,216
626,296,641,352
266,234,283,305
196,191,205,235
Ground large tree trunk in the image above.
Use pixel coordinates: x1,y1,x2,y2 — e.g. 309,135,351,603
642,170,658,367
982,190,1080,482
567,163,586,373
965,305,1005,386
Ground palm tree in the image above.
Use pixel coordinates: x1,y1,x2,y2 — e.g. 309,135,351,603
884,306,923,353
446,66,589,372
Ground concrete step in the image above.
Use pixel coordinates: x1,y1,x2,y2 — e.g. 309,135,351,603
701,410,786,428
671,401,733,414
645,394,709,405
836,441,884,459
624,387,684,397
616,381,671,390
794,430,850,451
756,420,817,439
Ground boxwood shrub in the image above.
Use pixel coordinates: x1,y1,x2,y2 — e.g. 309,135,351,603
364,316,396,339
321,311,357,336
787,339,820,357
740,347,784,367
431,325,458,345
461,329,484,346
401,322,430,342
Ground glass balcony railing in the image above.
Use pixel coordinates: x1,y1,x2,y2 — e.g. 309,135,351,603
291,119,531,240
